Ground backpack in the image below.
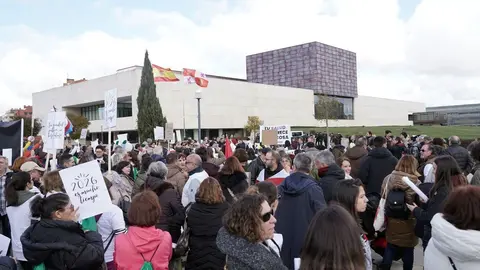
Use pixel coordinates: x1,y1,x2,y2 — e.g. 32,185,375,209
385,189,410,220
127,237,161,270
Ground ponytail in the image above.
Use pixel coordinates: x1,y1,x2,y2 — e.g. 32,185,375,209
30,193,70,219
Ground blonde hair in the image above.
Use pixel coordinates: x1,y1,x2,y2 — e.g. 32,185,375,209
395,155,421,177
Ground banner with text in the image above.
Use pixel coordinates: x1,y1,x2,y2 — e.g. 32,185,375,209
45,111,66,150
259,125,292,145
59,160,112,220
104,88,117,129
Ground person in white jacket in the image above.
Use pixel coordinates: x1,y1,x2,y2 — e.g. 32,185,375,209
182,154,209,207
424,186,480,270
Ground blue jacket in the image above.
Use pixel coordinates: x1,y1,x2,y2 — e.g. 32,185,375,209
275,172,327,269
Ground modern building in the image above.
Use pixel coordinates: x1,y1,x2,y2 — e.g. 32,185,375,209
410,103,480,126
32,42,425,141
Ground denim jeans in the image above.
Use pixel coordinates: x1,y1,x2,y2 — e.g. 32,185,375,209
381,243,414,270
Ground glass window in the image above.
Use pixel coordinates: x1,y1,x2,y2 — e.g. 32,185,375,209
81,103,132,120
314,95,354,120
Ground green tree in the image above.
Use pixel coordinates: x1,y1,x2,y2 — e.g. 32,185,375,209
136,50,167,142
244,116,262,134
314,94,343,148
67,112,90,139
11,116,42,136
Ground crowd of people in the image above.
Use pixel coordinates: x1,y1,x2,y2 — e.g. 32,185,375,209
0,130,479,269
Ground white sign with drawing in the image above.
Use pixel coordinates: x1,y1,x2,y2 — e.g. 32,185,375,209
45,111,67,150
59,160,112,220
104,88,117,128
259,125,292,145
0,234,10,256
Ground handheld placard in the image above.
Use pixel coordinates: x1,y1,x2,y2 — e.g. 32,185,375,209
402,176,429,203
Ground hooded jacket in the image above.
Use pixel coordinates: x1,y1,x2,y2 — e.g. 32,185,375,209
216,227,288,270
275,172,327,269
114,226,172,270
358,147,398,195
345,146,368,179
21,219,104,270
424,214,480,270
318,163,346,203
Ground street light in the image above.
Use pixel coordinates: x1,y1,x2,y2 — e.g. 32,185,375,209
195,89,202,142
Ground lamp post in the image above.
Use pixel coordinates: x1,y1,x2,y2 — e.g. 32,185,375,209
195,89,202,142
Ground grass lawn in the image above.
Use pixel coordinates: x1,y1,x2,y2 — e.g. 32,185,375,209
293,125,480,139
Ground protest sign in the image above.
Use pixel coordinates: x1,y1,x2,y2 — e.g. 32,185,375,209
165,123,174,141
45,111,66,150
154,127,164,140
261,130,277,146
104,88,117,129
259,125,292,145
1,148,12,166
59,160,112,220
80,129,88,139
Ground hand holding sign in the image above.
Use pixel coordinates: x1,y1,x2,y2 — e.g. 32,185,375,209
59,161,113,220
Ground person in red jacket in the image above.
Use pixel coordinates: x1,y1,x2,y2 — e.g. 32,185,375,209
114,190,172,270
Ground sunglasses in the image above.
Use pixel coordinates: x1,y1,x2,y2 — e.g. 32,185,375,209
261,210,274,222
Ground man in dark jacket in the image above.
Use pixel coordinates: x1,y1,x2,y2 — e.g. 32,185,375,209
345,137,368,178
275,153,326,269
314,150,346,203
247,148,270,185
446,136,474,175
358,136,398,195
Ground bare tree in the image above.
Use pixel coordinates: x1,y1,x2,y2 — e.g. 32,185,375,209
314,94,343,148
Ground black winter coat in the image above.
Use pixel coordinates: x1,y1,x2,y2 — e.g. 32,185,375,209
186,201,229,270
247,157,265,185
413,185,449,249
446,145,474,174
21,219,104,270
318,164,346,203
151,179,186,243
358,147,398,195
217,171,249,204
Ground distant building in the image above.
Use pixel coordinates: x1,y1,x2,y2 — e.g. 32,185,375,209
1,105,32,121
410,103,480,126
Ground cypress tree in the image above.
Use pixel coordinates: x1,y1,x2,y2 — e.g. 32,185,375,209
136,50,167,142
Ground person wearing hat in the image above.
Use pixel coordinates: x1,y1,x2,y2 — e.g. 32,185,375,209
20,161,45,192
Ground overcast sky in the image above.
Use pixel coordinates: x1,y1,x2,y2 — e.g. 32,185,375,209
1,0,479,114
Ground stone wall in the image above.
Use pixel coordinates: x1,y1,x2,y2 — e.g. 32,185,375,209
246,42,358,98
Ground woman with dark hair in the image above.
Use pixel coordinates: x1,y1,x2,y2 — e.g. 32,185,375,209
300,204,366,270
389,137,407,160
469,141,480,185
127,151,140,179
144,161,185,243
217,156,248,204
425,185,480,269
337,156,353,179
21,193,104,269
186,177,229,269
5,172,42,270
114,191,172,269
111,160,135,203
133,154,152,195
380,155,420,270
216,194,287,270
408,155,468,249
331,179,371,270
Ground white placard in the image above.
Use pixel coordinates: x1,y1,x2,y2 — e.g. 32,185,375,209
80,129,88,139
91,139,99,150
59,160,113,220
45,111,67,150
402,177,429,202
165,123,174,141
259,125,292,145
294,258,300,270
1,148,12,166
117,133,128,143
104,88,117,128
0,234,10,256
154,127,164,140
175,130,182,142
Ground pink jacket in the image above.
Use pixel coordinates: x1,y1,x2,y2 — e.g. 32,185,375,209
114,226,172,270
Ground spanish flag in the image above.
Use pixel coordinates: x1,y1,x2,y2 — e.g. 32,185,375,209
152,64,179,82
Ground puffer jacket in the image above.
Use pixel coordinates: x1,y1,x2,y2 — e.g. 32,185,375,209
446,144,474,174
165,164,188,194
381,171,420,248
21,220,104,270
424,214,480,270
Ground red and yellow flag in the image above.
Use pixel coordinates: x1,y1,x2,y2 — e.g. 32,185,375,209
152,64,179,82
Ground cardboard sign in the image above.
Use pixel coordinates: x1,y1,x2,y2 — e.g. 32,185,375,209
165,123,174,141
260,125,292,145
45,111,67,150
261,130,277,146
59,160,112,220
104,88,117,128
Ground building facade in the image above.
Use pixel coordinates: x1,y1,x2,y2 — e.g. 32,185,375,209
32,42,424,142
411,103,480,126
